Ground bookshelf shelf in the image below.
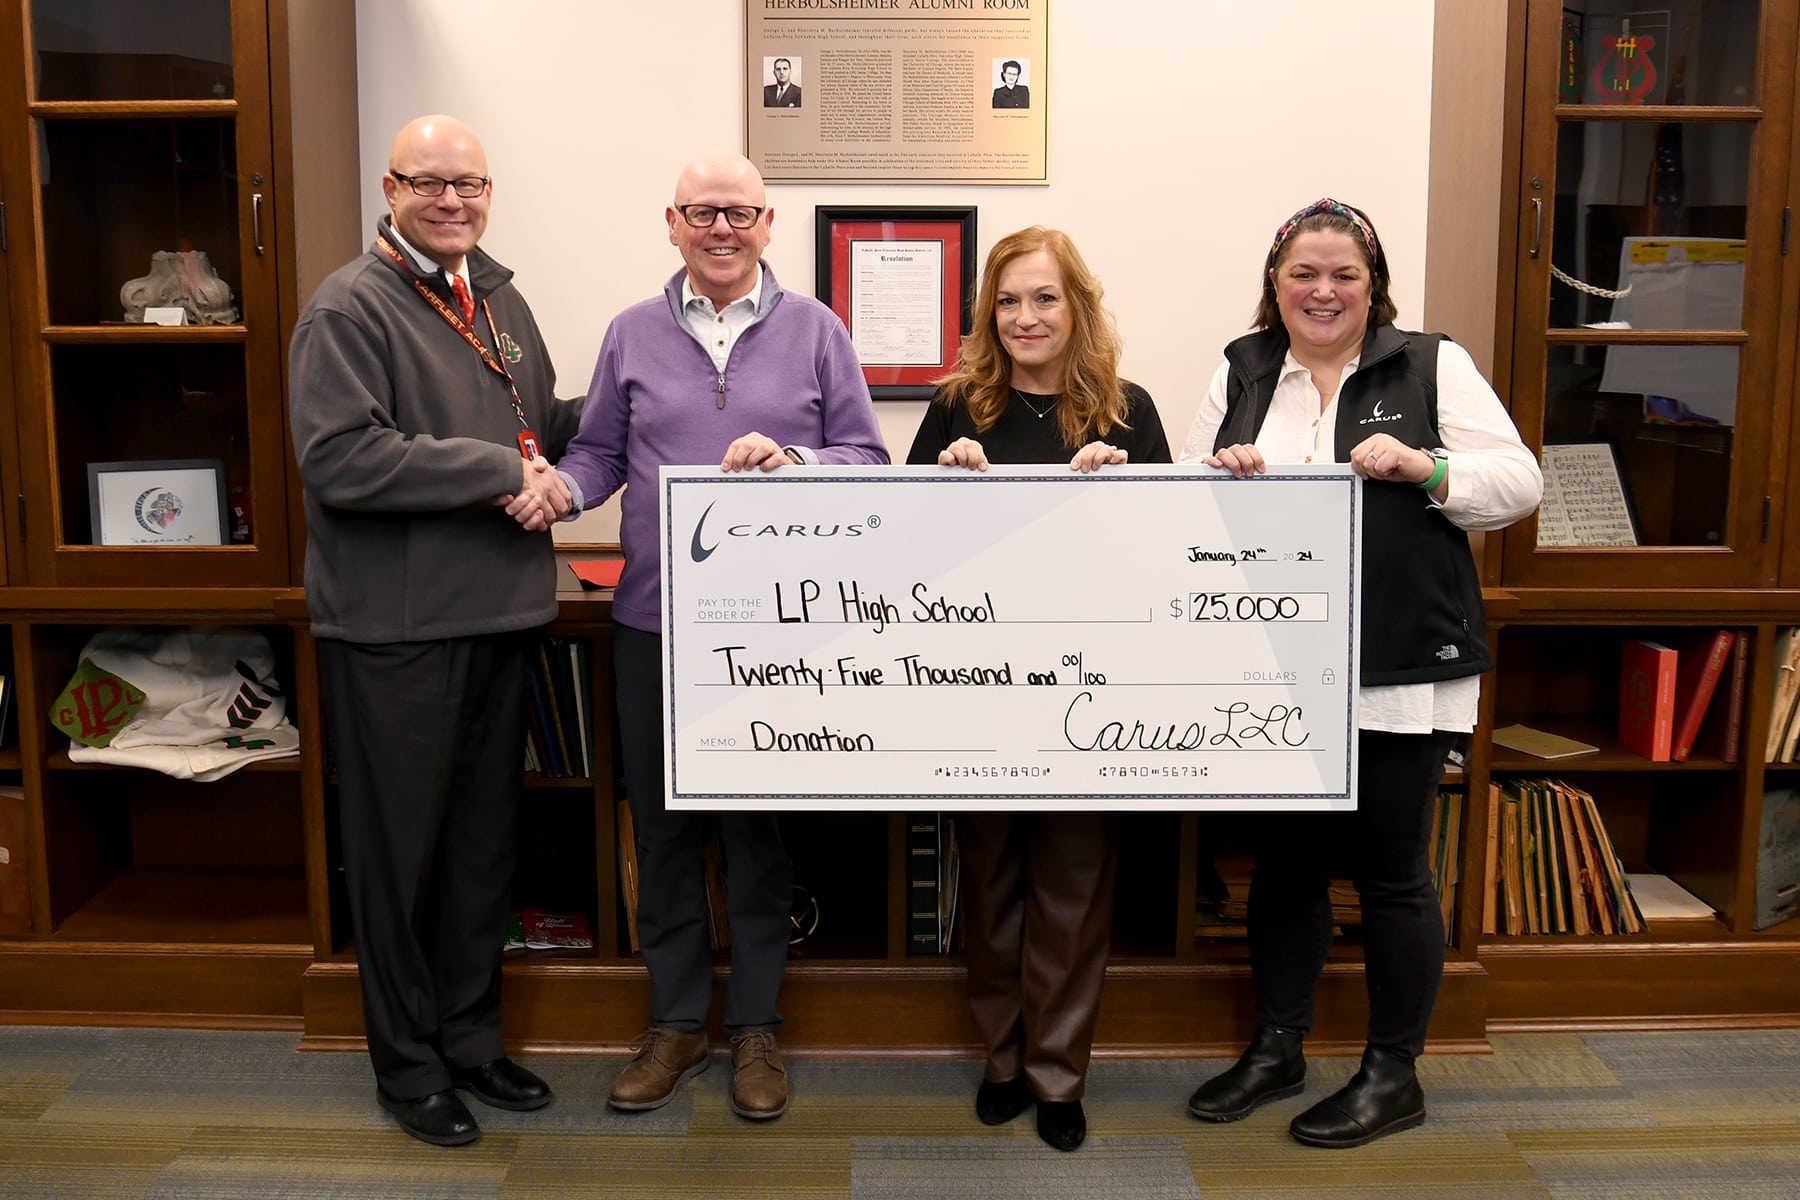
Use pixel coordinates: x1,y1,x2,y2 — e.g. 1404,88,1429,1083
43,750,301,773
521,774,594,790
50,865,310,946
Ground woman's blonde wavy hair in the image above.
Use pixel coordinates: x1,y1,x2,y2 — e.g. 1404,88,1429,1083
934,226,1130,448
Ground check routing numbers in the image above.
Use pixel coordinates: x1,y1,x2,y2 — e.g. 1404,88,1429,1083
660,466,1361,810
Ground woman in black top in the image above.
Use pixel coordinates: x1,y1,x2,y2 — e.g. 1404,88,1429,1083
907,226,1170,1151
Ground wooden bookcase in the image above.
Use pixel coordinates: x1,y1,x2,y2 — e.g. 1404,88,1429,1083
0,0,359,1025
1463,0,1800,1028
3,0,1799,1052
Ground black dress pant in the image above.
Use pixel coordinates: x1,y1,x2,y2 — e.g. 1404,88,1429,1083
614,625,791,1034
962,811,1119,1101
319,633,532,1099
1247,727,1455,1061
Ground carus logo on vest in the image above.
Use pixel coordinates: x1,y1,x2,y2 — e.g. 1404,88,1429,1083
688,499,873,564
1357,400,1406,425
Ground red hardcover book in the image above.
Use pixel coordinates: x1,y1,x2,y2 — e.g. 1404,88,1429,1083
1699,630,1751,763
1618,639,1677,761
1671,630,1736,762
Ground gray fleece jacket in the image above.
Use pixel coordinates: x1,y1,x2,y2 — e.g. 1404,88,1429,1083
289,219,582,643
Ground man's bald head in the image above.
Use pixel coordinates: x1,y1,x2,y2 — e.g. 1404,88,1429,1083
668,153,774,310
382,114,491,272
672,152,767,209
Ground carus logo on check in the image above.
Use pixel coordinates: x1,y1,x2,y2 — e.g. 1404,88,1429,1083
688,499,876,564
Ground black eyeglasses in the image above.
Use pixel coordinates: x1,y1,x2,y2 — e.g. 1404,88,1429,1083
675,204,765,230
391,171,490,198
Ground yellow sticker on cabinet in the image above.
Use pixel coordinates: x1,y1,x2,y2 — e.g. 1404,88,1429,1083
1629,239,1747,264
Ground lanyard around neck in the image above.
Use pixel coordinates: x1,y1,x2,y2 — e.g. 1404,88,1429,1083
375,234,527,430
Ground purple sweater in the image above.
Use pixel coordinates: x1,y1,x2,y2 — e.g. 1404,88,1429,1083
558,267,889,632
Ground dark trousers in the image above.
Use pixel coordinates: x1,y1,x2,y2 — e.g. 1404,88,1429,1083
962,811,1119,1101
1248,728,1454,1061
318,634,531,1098
614,625,791,1034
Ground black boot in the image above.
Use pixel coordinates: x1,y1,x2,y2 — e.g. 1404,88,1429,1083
1186,1025,1305,1122
1288,1045,1424,1148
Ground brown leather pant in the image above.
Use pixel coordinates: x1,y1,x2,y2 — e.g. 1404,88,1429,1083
961,811,1119,1102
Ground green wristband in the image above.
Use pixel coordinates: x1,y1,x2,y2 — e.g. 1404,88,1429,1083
1417,452,1449,491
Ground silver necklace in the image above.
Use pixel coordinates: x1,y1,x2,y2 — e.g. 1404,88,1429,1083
1012,388,1058,420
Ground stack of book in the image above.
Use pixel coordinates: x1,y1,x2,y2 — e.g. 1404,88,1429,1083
1620,629,1747,763
1428,789,1462,941
1484,779,1647,935
523,636,593,779
906,813,960,955
1766,629,1800,763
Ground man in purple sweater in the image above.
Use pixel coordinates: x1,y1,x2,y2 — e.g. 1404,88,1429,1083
556,151,887,1120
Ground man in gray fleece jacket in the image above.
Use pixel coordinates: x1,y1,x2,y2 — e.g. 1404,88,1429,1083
289,114,581,1148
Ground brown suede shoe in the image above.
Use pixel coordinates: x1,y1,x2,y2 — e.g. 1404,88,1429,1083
729,1030,788,1120
608,1026,710,1111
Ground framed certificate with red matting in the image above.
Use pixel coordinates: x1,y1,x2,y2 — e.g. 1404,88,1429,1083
815,206,975,400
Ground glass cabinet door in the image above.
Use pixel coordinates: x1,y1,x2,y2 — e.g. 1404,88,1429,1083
1502,0,1797,587
3,0,287,587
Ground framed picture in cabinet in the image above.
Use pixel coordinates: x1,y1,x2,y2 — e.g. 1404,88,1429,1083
87,459,228,546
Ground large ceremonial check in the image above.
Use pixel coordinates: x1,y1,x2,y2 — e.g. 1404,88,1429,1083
660,465,1362,811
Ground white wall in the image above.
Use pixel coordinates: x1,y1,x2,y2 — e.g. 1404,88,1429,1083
355,0,1437,542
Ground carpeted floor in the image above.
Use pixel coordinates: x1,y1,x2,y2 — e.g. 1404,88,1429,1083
2,1026,1798,1198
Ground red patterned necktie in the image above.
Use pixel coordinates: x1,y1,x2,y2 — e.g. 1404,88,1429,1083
450,274,475,324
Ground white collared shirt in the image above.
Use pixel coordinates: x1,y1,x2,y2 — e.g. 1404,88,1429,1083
385,222,471,303
682,264,763,374
1180,339,1543,733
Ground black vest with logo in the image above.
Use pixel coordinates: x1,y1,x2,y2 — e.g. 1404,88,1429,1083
1215,323,1493,686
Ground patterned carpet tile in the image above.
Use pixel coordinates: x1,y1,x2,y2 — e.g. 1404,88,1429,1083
0,1026,128,1121
148,1128,516,1200
0,1118,184,1200
851,1135,1202,1200
1581,1029,1800,1091
502,1130,851,1198
41,1030,372,1131
1511,1123,1800,1200
679,1059,1019,1139
1431,1034,1623,1088
6,1027,1800,1196
1184,1126,1549,1198
1632,1088,1800,1128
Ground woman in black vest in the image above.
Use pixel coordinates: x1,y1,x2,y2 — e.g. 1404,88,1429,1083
1179,199,1540,1148
909,226,1171,1151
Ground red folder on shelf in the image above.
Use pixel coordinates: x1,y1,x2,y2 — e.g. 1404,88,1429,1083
568,559,624,590
1671,630,1735,762
1619,639,1677,761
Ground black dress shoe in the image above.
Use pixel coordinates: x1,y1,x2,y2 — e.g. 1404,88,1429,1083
1035,1099,1086,1151
1187,1025,1306,1122
975,1077,1032,1125
377,1087,480,1146
1288,1046,1424,1149
450,1057,553,1111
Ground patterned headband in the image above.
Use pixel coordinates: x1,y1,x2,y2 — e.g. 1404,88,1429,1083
1267,197,1380,267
